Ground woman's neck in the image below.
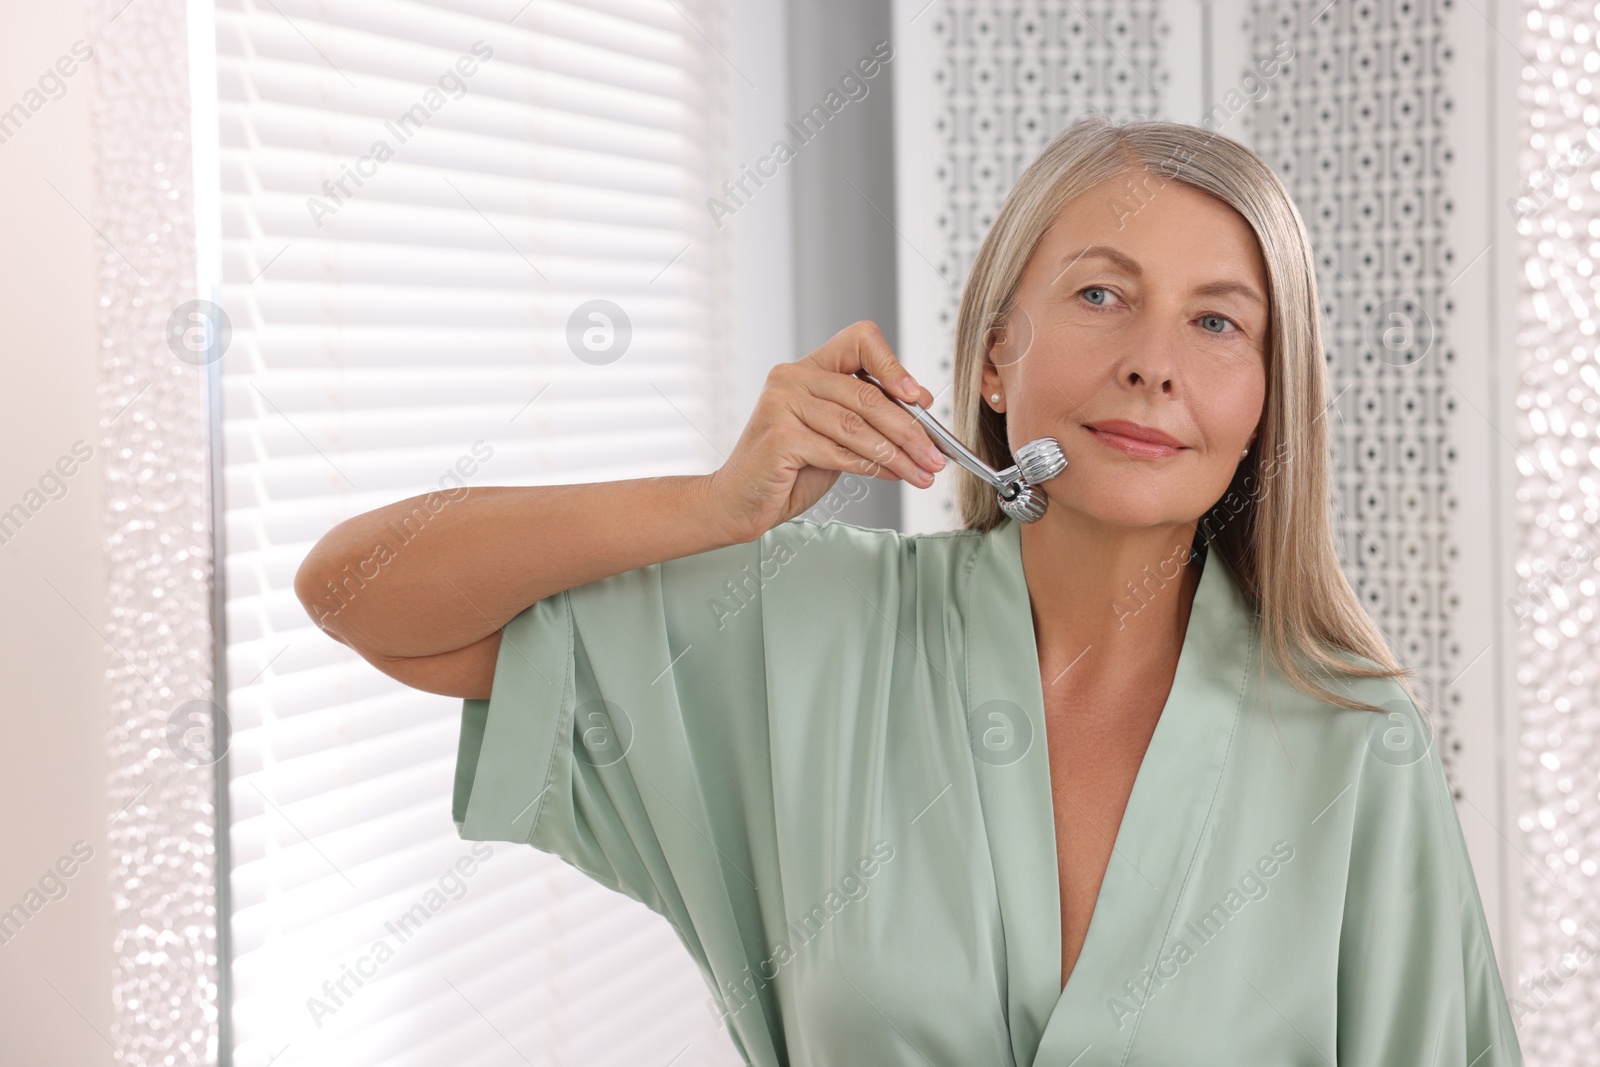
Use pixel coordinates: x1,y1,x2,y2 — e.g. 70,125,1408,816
1018,509,1203,693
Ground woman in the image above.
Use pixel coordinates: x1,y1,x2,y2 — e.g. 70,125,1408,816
296,115,1523,1065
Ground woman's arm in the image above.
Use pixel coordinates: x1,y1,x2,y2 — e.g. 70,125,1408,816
294,475,737,663
294,320,943,699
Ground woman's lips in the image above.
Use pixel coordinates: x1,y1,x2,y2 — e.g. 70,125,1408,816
1082,425,1186,458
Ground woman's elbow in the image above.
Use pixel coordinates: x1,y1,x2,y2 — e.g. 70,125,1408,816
295,531,365,647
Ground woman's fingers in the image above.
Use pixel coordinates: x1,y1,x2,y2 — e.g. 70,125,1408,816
801,373,947,479
809,320,934,408
792,395,939,486
800,320,945,470
787,420,925,486
705,319,942,543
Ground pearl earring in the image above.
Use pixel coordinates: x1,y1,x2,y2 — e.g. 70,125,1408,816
991,393,1001,404
1241,446,1250,457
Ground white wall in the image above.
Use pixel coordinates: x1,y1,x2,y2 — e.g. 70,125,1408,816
0,0,114,1063
784,0,902,531
728,0,797,441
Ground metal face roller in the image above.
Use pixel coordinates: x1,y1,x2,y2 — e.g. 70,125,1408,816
852,370,1068,522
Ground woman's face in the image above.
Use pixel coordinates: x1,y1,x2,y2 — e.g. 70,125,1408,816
982,172,1271,530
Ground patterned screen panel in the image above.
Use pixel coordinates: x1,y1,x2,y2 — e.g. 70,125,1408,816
922,0,1170,468
1239,0,1466,778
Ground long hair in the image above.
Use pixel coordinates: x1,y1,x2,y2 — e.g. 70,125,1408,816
950,113,1424,721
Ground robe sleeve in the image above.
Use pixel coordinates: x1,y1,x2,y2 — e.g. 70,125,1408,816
1335,691,1524,1065
449,524,776,925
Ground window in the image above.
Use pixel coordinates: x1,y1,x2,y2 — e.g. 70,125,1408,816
207,0,740,1061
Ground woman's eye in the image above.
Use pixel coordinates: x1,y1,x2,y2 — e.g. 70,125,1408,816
1076,288,1242,337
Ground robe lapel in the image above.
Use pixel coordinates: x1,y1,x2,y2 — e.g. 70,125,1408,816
961,517,1258,1066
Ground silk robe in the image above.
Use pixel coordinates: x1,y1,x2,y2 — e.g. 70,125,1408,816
452,514,1523,1066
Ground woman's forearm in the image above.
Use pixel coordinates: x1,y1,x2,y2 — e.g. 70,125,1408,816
293,474,738,659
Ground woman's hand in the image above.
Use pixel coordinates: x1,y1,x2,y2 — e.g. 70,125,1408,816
706,320,948,544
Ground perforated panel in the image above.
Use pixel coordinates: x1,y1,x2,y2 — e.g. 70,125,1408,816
1241,0,1466,783
920,0,1171,526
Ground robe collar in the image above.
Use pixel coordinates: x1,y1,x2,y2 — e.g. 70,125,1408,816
958,516,1259,1066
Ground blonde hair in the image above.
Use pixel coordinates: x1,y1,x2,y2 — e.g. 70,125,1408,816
951,113,1425,722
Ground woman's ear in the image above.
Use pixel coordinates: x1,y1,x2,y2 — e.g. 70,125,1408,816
978,354,1002,411
987,305,1037,372
980,316,1011,403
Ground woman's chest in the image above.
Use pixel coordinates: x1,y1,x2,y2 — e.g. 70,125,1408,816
757,672,1346,1066
1042,692,1166,990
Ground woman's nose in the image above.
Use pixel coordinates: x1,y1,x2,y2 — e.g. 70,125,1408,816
1113,333,1179,393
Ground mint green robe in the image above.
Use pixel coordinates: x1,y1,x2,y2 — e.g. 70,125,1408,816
453,515,1523,1066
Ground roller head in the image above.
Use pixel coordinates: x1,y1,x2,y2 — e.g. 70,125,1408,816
1014,437,1067,486
998,483,1049,523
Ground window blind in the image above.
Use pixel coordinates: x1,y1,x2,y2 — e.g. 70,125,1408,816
209,1,741,1063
